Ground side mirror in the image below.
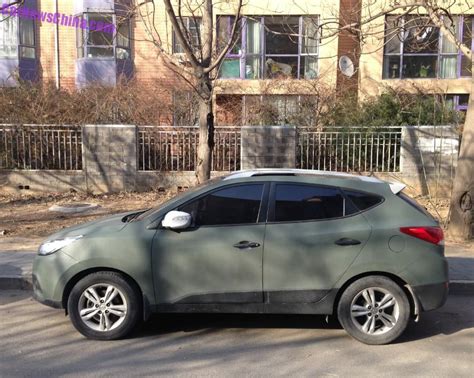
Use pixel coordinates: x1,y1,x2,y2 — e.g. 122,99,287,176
162,211,192,230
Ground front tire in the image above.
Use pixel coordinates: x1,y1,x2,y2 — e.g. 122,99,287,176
67,272,141,340
337,276,410,345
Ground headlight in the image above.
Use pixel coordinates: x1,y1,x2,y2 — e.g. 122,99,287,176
38,236,83,256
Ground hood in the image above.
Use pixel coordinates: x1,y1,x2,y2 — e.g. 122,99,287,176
42,211,136,242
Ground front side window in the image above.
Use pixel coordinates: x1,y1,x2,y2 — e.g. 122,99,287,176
172,17,201,54
179,184,264,226
77,13,130,59
273,184,346,222
218,15,318,80
383,15,473,79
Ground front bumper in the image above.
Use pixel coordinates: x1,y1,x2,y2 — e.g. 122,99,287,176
412,282,449,311
32,276,63,309
32,251,77,310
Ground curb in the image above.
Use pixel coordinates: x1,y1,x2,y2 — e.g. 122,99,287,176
449,281,474,296
1,276,473,295
0,276,32,290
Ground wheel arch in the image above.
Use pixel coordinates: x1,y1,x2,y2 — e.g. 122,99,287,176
62,267,150,320
332,271,417,318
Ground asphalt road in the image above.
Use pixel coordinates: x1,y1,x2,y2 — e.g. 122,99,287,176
0,292,473,377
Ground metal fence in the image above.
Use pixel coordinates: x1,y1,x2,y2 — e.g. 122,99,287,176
138,126,241,172
297,127,402,172
0,125,405,173
0,125,83,170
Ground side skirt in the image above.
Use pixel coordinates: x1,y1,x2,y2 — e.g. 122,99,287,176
151,289,338,315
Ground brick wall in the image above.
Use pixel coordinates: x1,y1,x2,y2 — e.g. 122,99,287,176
38,0,76,89
336,0,361,93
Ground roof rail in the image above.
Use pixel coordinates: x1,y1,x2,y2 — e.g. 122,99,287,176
223,169,407,193
223,169,374,181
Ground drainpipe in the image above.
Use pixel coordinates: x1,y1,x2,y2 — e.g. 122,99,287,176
54,0,60,89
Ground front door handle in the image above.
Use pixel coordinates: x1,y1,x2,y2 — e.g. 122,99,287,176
233,241,261,250
335,238,361,246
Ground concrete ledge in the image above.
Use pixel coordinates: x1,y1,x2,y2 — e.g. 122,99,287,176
449,281,474,296
0,276,32,290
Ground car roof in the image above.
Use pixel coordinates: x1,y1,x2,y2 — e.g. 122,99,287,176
223,169,406,194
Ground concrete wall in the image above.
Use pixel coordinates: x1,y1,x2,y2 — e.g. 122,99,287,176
0,125,460,197
399,126,459,197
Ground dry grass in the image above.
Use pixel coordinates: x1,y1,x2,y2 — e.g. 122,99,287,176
0,190,175,238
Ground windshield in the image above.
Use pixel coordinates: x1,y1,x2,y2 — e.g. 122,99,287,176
136,176,225,220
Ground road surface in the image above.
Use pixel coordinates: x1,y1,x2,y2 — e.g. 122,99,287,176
1,291,473,377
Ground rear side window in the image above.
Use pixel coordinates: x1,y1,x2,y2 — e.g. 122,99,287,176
274,184,345,222
179,184,264,226
344,190,384,212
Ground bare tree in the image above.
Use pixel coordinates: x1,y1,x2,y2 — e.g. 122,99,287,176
133,0,243,183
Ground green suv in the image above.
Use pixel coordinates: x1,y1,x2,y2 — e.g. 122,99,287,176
33,170,449,344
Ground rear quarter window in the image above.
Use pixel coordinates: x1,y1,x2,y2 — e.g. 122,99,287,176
343,190,384,213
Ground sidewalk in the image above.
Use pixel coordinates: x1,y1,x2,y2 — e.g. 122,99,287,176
0,238,473,294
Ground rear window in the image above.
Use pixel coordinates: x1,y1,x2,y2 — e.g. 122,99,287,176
344,190,384,212
397,192,435,219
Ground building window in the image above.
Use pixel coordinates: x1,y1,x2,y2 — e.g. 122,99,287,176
216,95,319,126
19,17,35,59
0,14,17,58
445,94,469,112
383,15,473,79
172,17,201,54
218,15,319,80
77,13,130,59
0,13,35,59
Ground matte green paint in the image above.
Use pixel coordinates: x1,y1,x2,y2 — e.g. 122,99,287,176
33,174,449,314
264,213,371,299
152,224,265,303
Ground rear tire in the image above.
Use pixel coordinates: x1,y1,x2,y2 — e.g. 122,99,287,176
67,272,141,340
337,276,410,345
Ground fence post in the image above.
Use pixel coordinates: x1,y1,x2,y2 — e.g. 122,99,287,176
241,125,296,169
82,125,137,193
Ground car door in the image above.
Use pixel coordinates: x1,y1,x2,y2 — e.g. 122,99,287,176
151,183,268,304
263,183,372,303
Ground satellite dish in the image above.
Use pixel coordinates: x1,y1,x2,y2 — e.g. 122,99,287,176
339,56,355,78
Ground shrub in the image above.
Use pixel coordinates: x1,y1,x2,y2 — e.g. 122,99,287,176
0,79,172,125
321,89,462,127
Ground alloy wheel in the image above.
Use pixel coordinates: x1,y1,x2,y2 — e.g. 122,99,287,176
78,283,128,332
350,287,400,335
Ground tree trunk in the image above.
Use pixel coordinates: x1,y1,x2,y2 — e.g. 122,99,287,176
447,73,474,240
196,94,214,184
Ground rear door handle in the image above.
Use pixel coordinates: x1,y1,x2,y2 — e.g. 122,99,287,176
233,241,261,250
335,238,361,246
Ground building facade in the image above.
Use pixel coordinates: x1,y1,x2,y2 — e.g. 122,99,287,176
358,0,472,113
0,0,471,121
